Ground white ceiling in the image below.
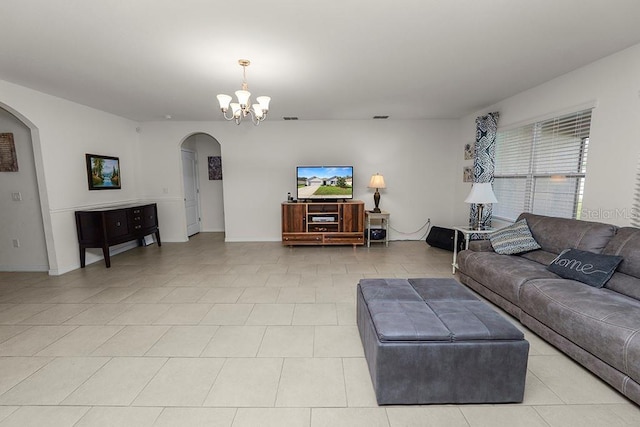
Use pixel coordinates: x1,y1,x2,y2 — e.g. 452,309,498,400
2,0,640,122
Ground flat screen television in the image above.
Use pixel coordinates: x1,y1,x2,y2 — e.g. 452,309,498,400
297,166,354,201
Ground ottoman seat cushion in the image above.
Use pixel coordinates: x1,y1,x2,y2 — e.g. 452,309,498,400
363,278,524,342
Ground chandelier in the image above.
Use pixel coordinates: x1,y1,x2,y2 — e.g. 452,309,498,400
216,59,271,125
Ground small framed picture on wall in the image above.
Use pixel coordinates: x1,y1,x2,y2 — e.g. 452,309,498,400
464,142,474,160
208,156,222,180
0,133,19,172
463,166,473,182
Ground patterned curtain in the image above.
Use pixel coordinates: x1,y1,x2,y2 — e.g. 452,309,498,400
469,112,499,227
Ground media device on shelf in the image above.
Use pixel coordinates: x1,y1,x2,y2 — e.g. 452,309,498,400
296,166,354,201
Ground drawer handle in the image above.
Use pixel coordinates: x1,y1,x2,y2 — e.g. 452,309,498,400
135,225,142,229
116,221,121,226
134,216,141,220
133,209,141,213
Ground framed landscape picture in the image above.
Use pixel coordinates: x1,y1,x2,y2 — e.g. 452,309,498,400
86,154,121,190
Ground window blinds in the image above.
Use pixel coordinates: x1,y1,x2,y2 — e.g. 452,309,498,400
493,109,592,221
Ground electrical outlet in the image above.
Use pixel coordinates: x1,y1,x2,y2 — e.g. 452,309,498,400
11,192,22,201
12,239,20,248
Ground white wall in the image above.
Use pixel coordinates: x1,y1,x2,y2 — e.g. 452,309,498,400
137,119,459,242
0,109,48,271
0,80,141,274
454,43,640,227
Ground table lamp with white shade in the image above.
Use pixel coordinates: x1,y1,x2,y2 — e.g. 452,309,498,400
465,182,498,230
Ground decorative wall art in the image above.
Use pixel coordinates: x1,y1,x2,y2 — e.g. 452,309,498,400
0,133,19,172
464,142,474,160
208,156,222,180
86,154,121,190
463,166,473,182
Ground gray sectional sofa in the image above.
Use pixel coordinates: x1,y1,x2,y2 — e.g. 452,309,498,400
456,212,640,405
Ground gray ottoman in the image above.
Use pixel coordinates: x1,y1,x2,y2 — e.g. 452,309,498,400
357,278,529,405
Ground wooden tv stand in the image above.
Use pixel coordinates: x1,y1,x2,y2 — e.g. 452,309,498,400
282,200,364,246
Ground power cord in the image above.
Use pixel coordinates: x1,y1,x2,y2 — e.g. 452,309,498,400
386,218,432,242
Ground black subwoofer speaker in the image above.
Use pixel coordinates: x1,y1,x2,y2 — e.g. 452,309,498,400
426,226,465,252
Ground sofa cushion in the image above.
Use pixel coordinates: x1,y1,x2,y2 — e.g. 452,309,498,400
603,227,640,300
457,250,558,306
518,213,617,255
518,250,557,266
489,219,541,255
519,278,640,383
547,248,623,288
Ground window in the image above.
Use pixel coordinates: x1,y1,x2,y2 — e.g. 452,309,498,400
493,109,592,222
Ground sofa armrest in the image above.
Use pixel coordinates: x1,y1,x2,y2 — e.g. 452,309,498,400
468,240,494,252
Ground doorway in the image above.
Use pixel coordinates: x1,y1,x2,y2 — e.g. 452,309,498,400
180,133,225,239
0,107,49,271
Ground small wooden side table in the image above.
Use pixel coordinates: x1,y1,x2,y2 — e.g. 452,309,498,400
365,211,390,247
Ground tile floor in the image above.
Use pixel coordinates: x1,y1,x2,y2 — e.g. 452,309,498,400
0,233,638,426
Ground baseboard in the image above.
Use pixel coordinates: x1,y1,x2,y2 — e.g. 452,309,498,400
0,264,48,273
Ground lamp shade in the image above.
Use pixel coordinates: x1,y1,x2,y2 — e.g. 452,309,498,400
230,103,241,118
252,104,264,118
235,90,251,106
368,174,386,189
216,94,232,110
464,183,498,204
256,96,271,112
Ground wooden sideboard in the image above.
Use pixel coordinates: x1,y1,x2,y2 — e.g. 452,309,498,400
75,203,161,268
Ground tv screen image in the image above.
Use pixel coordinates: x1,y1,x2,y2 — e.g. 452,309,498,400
297,166,353,200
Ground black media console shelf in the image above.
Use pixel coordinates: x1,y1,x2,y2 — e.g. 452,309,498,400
75,203,161,268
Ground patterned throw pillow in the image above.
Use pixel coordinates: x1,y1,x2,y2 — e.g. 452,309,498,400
547,248,623,288
489,219,541,255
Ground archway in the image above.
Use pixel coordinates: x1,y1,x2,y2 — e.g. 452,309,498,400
0,104,53,272
180,133,225,238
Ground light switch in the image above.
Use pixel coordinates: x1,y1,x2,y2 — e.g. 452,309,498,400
11,192,22,201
